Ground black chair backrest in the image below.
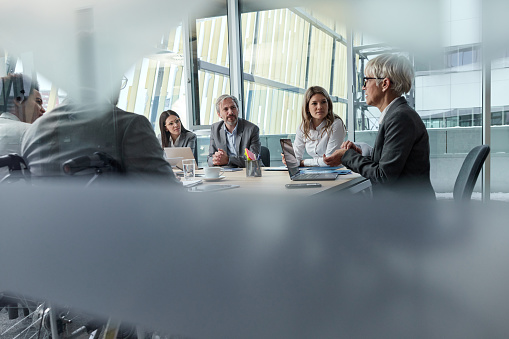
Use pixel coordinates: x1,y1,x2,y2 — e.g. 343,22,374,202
260,146,270,167
453,145,490,201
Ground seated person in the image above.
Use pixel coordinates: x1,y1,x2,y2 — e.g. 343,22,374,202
292,86,346,167
207,94,260,167
323,54,435,198
0,73,45,178
21,88,179,185
159,110,197,160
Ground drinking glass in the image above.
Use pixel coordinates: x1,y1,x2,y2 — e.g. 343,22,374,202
182,159,195,180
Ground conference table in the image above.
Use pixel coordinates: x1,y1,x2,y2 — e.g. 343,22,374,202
184,167,370,196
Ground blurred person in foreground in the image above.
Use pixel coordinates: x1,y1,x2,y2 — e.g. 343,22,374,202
0,73,45,178
207,94,260,167
323,54,435,199
21,85,179,186
159,110,197,160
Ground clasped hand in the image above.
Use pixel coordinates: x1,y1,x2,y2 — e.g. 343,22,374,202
322,141,361,166
212,148,229,166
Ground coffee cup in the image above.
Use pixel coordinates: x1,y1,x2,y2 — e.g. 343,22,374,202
204,167,224,178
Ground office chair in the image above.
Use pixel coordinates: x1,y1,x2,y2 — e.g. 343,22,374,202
453,145,490,201
260,146,270,167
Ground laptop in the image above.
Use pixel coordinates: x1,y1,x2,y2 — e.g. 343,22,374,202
164,147,198,169
280,139,339,181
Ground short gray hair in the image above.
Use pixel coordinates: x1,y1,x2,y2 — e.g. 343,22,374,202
215,94,239,113
365,54,414,96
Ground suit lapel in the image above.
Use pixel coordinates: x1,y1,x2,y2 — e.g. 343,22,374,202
176,132,184,147
235,119,244,154
218,121,228,151
372,97,407,160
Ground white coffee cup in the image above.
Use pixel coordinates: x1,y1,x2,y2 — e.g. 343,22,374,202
204,167,224,178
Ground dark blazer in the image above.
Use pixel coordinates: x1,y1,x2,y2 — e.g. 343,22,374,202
207,118,260,167
22,102,179,185
175,130,197,160
342,97,435,198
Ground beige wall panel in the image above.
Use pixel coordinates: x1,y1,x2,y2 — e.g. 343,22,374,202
269,88,278,134
156,65,171,117
242,13,255,73
198,71,205,110
126,60,142,113
209,19,221,64
250,83,260,126
286,12,298,87
263,11,275,79
259,87,268,134
275,89,285,134
143,60,158,118
247,82,259,125
173,67,184,102
204,73,214,124
199,20,213,60
167,29,176,51
298,22,310,88
272,9,284,83
290,93,300,133
213,17,229,67
334,44,347,98
47,84,58,111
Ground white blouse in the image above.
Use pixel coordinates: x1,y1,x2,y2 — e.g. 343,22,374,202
293,117,346,167
169,135,181,147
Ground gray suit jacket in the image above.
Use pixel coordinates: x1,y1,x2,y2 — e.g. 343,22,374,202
22,102,179,185
342,97,435,198
176,130,197,160
207,118,260,167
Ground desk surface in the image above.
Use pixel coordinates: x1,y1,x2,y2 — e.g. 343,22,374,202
186,168,368,196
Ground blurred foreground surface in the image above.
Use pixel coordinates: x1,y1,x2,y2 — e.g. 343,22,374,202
0,183,509,338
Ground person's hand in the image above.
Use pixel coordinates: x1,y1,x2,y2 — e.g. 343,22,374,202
341,140,361,154
212,149,229,166
323,149,347,167
281,153,286,166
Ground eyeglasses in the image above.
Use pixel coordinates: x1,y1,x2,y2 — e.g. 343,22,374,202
363,77,385,87
166,119,181,127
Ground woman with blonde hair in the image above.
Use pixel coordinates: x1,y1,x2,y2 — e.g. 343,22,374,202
292,86,346,167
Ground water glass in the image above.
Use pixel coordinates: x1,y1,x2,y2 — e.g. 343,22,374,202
182,159,195,180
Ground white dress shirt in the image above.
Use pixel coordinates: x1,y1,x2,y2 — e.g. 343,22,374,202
224,123,238,157
169,135,181,147
293,117,346,167
379,96,401,125
0,112,30,178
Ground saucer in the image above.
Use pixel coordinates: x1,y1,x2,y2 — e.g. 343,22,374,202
202,175,225,182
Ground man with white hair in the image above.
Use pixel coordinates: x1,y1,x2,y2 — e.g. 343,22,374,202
324,54,435,198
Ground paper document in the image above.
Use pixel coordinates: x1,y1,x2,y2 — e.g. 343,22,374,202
181,179,203,187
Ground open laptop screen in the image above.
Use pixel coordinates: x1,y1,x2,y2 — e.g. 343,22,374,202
280,139,300,177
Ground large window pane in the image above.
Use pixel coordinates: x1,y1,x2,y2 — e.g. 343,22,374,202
490,51,509,194
118,26,189,132
240,7,348,136
195,13,230,126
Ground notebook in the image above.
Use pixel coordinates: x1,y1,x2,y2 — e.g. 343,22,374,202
280,139,339,181
164,147,197,169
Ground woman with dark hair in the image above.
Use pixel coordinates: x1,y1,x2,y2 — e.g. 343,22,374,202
292,86,346,167
158,110,197,159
